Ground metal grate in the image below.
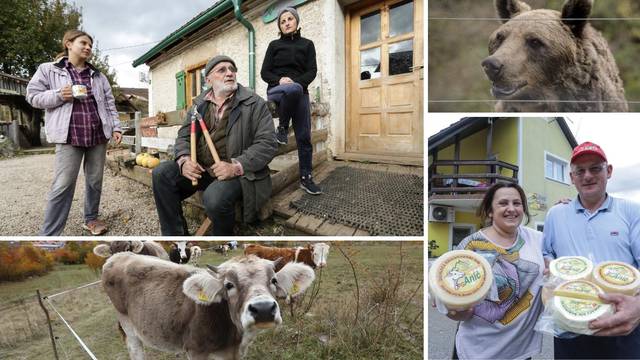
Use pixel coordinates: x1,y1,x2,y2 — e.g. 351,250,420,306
290,166,423,236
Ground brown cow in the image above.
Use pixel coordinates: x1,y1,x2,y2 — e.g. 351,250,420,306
244,243,330,271
101,253,315,359
93,240,168,259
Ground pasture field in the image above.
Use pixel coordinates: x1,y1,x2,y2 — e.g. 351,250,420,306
0,241,423,359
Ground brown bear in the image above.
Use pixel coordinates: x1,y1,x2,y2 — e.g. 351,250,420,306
481,0,628,112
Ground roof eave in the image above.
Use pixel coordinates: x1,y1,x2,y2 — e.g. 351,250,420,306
556,117,579,148
132,0,232,68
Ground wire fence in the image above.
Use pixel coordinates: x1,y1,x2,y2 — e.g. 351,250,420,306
429,17,640,21
44,296,99,360
428,99,640,104
428,11,640,111
0,280,104,359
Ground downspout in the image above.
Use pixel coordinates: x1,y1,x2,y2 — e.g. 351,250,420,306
231,0,256,90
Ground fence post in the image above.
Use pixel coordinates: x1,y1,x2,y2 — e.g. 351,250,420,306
36,289,59,360
134,111,142,155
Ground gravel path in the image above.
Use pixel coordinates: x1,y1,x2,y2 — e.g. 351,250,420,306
0,152,293,236
0,153,164,236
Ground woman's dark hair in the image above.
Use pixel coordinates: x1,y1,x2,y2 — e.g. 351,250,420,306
55,30,93,60
476,182,530,226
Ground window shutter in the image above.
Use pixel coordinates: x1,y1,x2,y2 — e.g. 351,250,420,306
176,71,186,110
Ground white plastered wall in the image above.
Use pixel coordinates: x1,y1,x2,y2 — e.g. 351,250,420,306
147,0,346,157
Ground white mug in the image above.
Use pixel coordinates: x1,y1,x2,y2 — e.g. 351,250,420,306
71,84,88,99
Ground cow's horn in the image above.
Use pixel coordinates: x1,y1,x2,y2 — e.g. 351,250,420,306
206,264,219,273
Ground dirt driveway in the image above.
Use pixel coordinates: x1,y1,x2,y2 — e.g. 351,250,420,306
0,152,294,236
0,153,163,236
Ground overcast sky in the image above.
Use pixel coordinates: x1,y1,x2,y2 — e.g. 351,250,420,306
427,114,640,203
72,0,216,88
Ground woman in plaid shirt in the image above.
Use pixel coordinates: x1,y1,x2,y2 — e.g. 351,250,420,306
26,30,122,235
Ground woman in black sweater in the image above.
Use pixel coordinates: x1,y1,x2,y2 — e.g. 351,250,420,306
261,7,321,195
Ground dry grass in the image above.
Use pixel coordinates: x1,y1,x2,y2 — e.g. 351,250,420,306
0,242,423,359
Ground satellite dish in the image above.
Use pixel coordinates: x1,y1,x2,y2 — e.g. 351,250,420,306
138,72,150,83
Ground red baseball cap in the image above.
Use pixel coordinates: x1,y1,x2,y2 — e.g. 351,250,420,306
571,141,607,163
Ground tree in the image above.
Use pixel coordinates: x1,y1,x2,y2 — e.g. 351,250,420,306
0,0,118,91
1,0,79,77
90,46,120,95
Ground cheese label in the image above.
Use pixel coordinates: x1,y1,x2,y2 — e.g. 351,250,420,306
554,258,589,276
558,281,601,317
600,263,636,286
438,256,486,296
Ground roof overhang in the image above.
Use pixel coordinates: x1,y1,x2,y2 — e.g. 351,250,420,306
132,0,232,67
428,195,484,212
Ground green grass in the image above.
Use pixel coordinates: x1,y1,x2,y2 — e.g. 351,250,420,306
0,242,423,359
0,264,100,304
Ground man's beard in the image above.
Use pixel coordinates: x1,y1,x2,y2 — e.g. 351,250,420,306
212,79,238,97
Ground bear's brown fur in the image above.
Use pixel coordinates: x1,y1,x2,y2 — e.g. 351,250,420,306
482,0,627,112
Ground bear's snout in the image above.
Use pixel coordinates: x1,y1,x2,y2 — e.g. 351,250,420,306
481,57,503,81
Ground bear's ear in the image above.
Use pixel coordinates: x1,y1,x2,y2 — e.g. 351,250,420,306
561,0,592,37
495,0,531,23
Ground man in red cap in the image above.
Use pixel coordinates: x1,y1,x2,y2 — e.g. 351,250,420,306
568,141,612,212
543,141,640,359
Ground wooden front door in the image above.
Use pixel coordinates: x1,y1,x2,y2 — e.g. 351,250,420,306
347,0,423,160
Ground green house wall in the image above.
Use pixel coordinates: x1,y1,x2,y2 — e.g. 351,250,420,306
520,118,577,226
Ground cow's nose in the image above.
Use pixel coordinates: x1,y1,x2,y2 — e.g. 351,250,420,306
248,301,277,323
481,57,503,80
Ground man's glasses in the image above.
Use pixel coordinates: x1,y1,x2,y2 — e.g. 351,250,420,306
213,65,237,75
572,163,607,177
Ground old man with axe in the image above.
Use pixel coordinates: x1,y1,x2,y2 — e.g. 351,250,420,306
152,55,277,235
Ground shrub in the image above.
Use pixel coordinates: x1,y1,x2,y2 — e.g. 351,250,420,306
84,252,106,273
0,243,54,281
52,248,80,264
52,242,98,265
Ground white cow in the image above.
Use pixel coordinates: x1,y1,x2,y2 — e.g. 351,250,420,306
101,253,315,359
93,241,168,260
190,245,202,265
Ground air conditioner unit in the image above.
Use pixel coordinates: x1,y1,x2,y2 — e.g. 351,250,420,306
429,205,455,223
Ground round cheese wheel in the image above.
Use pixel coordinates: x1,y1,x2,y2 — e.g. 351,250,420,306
428,250,493,311
592,261,640,296
552,280,613,335
550,256,593,281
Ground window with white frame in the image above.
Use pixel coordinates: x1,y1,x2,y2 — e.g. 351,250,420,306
451,224,476,249
545,152,568,183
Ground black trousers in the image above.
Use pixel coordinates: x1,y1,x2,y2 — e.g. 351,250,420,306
152,161,242,236
554,326,640,359
267,82,313,177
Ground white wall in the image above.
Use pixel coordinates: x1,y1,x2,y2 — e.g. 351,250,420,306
148,0,345,155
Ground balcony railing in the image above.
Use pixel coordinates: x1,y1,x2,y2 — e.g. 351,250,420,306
0,73,28,96
428,159,519,195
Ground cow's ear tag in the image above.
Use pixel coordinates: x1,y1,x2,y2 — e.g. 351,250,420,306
198,290,209,302
291,282,300,295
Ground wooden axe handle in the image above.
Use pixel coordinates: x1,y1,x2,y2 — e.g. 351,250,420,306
198,119,221,164
190,120,197,186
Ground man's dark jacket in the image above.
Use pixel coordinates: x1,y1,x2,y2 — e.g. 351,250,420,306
174,84,277,223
